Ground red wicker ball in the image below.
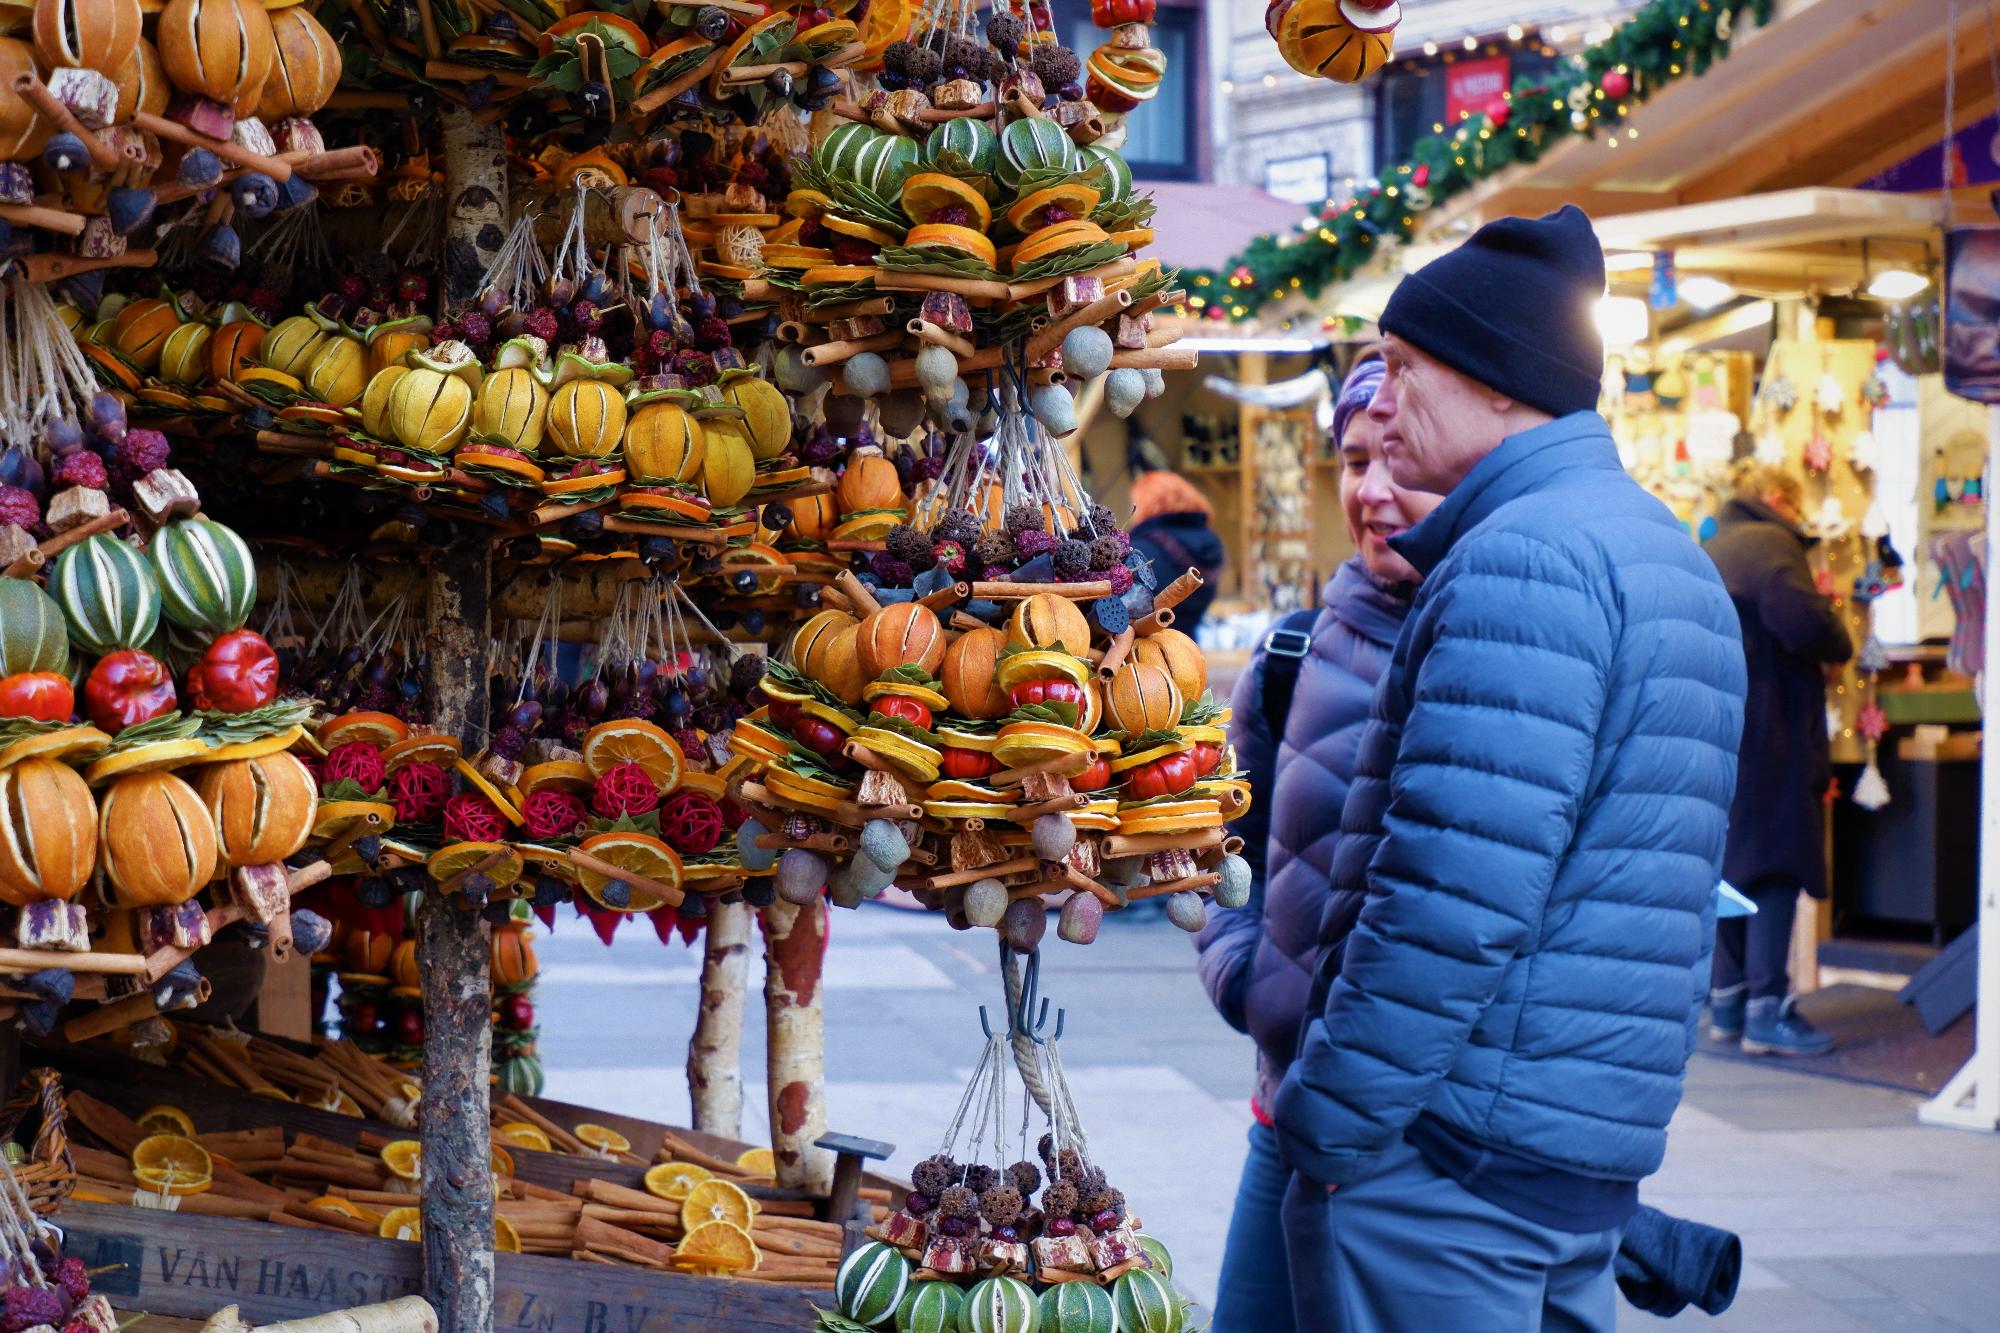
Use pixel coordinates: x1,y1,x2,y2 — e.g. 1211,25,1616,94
322,741,386,791
591,762,661,818
521,788,588,841
442,792,507,843
388,760,451,824
658,791,724,854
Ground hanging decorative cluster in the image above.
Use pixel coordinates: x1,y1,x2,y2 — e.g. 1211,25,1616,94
0,0,373,283
1184,0,1777,320
728,393,1253,945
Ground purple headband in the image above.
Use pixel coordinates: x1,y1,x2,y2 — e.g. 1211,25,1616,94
1332,358,1385,450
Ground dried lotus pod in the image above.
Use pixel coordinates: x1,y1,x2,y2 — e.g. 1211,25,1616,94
257,5,341,120
156,0,275,113
33,0,141,75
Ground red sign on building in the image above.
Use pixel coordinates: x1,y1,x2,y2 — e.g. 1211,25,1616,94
1445,56,1512,123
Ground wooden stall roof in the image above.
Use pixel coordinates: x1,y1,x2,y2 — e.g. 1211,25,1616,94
1422,0,1994,235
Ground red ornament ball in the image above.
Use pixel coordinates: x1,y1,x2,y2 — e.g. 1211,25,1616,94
1600,68,1632,99
521,787,589,840
592,762,661,818
388,760,451,824
1485,97,1510,128
658,791,725,854
442,792,507,843
322,741,386,792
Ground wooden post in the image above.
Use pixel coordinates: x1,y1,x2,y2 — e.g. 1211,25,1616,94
762,899,833,1194
419,107,505,1333
687,897,750,1138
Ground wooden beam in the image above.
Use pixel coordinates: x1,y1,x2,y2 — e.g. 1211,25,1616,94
1681,21,1978,203
1569,0,1932,191
1834,88,2000,189
1591,188,1947,254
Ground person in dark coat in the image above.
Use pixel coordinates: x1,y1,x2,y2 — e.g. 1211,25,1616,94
1701,463,1852,1055
1194,354,1438,1331
1126,469,1225,637
1271,207,1746,1333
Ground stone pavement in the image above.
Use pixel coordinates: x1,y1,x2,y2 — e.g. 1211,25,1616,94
533,902,2000,1330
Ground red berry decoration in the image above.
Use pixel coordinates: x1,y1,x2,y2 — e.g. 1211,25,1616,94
521,787,588,840
322,741,386,792
1485,97,1510,128
658,790,725,854
442,792,507,843
1600,68,1632,99
592,762,660,818
388,760,452,823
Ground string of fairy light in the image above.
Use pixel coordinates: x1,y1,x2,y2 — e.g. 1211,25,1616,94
1181,0,1777,324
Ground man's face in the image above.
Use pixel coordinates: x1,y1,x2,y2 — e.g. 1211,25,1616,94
1369,335,1516,494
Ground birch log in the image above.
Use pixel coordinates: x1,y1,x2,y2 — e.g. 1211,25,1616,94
688,897,751,1138
440,107,509,315
201,1297,440,1332
762,898,833,1193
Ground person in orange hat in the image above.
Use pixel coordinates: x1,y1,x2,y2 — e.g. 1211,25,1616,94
1127,466,1225,638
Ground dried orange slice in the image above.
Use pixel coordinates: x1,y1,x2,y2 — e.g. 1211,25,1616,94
318,711,409,750
192,725,308,765
786,188,835,220
901,173,992,230
905,223,997,268
380,1140,423,1181
0,724,111,770
575,1123,633,1157
674,1220,759,1274
573,832,683,913
427,841,525,892
306,1195,366,1221
709,12,795,97
683,1178,755,1230
451,758,525,823
857,0,911,64
677,771,726,800
312,799,396,839
379,1206,422,1241
495,1215,523,1253
581,719,684,789
1006,183,1102,234
727,542,788,597
519,761,593,795
734,1147,776,1179
490,1145,516,1178
131,1134,213,1196
136,1105,195,1137
84,738,212,784
498,1122,553,1153
644,1161,712,1202
822,214,902,247
381,732,463,772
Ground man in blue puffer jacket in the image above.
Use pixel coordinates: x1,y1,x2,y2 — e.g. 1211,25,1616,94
1271,206,1747,1332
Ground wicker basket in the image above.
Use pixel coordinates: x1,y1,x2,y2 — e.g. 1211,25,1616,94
0,1069,76,1215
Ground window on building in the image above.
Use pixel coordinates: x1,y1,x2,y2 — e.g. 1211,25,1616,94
1373,46,1563,167
1067,5,1199,181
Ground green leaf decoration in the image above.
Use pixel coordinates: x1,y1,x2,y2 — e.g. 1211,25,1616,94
591,809,663,838
878,664,943,689
791,158,910,237
637,41,715,95
1092,194,1157,232
1008,240,1131,284
110,712,202,747
0,719,69,751
859,713,942,748
1180,690,1226,726
873,247,1001,280
1007,701,1079,729
320,779,388,803
811,1308,879,1333
762,660,846,712
778,743,850,787
193,699,317,746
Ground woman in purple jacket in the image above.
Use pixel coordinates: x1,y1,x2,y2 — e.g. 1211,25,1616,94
1194,354,1440,1331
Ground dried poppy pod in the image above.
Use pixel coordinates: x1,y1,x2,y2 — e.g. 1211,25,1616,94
99,769,219,907
941,625,1010,719
255,4,339,120
32,0,141,74
156,0,274,112
1104,660,1182,736
857,601,946,679
195,751,315,867
0,758,98,907
0,37,48,160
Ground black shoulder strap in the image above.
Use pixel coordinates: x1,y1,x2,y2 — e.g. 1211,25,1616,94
1259,608,1319,744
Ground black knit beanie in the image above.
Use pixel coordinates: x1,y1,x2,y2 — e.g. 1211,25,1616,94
1378,204,1606,417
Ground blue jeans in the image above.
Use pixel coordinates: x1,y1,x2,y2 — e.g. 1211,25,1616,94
1213,1121,1296,1333
1280,1136,1622,1332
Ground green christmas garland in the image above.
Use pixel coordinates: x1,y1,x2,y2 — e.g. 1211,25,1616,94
1182,0,1777,321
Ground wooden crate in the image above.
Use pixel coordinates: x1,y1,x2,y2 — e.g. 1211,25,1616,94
62,1203,818,1332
